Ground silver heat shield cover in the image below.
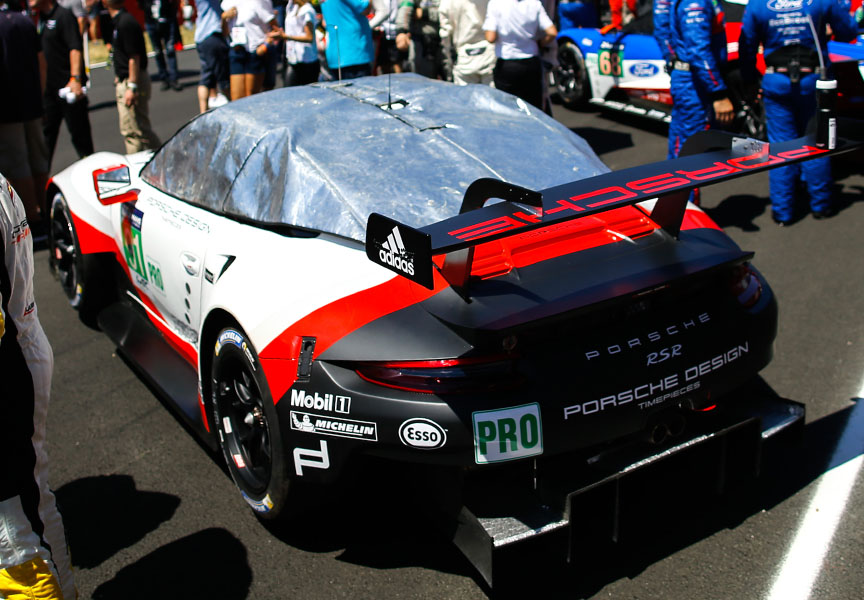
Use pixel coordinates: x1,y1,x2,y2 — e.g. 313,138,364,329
140,73,609,242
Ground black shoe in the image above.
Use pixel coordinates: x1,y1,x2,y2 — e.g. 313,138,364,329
160,80,171,91
169,80,183,91
812,207,837,220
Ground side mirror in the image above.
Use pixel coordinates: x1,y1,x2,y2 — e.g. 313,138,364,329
92,165,139,205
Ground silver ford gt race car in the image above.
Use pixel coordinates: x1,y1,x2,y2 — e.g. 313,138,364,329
46,75,861,577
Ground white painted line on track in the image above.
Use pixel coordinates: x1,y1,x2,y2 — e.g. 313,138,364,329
766,381,864,600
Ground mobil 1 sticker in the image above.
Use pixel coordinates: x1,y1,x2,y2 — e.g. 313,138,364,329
473,403,543,464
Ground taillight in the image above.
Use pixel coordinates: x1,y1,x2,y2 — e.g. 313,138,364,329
729,263,762,308
354,355,523,394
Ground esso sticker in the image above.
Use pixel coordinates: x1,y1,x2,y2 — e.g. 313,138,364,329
398,418,447,449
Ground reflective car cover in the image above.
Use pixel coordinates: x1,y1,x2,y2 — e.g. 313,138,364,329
140,73,609,242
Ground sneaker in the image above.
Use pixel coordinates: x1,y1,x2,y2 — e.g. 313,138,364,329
208,93,229,109
160,80,171,91
170,80,183,91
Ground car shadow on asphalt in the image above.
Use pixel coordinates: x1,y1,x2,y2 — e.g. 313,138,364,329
56,474,180,570
90,528,252,599
704,194,771,231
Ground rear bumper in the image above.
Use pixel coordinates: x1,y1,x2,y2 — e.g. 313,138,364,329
453,389,804,588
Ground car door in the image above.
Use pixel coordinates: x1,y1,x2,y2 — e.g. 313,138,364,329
118,187,216,345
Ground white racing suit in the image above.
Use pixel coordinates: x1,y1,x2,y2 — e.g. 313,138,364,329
0,174,76,599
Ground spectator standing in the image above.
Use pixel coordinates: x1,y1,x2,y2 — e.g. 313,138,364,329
1,172,77,600
483,0,556,109
439,0,494,85
139,0,183,90
660,0,733,161
0,3,49,230
104,0,161,153
319,0,374,79
271,0,319,85
31,0,95,166
185,0,230,111
221,0,279,99
414,0,446,78
372,0,412,73
739,0,857,225
58,0,88,35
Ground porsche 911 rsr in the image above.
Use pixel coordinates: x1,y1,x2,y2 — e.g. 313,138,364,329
46,75,860,533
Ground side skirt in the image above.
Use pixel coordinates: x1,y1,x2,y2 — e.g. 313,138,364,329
98,301,216,450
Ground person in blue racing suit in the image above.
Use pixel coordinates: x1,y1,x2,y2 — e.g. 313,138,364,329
659,0,735,166
739,0,857,225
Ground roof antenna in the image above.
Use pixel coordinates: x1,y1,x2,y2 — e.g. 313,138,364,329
388,0,393,108
334,25,342,81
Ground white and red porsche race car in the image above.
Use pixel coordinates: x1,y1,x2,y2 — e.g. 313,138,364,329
46,75,859,536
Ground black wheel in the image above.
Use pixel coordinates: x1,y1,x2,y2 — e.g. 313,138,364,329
555,41,591,109
212,327,290,519
49,192,111,327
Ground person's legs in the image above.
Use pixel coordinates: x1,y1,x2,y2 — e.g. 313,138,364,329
162,19,179,84
64,97,95,158
762,92,800,222
42,93,64,163
146,21,169,81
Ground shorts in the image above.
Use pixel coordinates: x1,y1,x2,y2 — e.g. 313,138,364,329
198,33,230,88
0,118,50,179
229,45,267,76
379,38,408,67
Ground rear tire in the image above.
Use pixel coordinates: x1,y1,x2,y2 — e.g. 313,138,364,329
555,41,591,109
211,326,292,520
48,192,111,328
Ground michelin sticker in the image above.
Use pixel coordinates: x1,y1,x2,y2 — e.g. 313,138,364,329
290,411,377,442
473,403,543,464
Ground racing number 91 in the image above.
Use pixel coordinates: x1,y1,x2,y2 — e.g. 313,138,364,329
598,49,623,76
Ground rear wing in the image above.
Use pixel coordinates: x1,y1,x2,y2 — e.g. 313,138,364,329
366,120,863,291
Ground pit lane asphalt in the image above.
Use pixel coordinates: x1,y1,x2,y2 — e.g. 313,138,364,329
38,50,863,600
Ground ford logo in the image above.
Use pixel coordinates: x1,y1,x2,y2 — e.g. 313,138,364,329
629,62,659,77
767,0,810,11
399,418,447,449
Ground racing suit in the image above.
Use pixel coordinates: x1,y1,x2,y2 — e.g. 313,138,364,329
664,0,731,160
739,0,857,222
0,174,76,600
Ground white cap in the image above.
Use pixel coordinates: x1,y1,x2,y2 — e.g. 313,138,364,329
816,79,837,90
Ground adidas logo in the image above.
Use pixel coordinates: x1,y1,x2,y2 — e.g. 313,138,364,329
378,226,415,276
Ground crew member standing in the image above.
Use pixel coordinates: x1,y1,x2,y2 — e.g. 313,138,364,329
661,0,734,162
31,0,95,166
739,0,857,225
104,0,161,153
483,0,556,110
1,173,77,600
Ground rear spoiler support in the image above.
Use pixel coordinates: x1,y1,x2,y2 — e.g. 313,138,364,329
366,119,863,292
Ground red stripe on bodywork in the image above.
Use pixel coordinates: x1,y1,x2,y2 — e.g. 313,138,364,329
71,209,116,254
259,275,444,404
